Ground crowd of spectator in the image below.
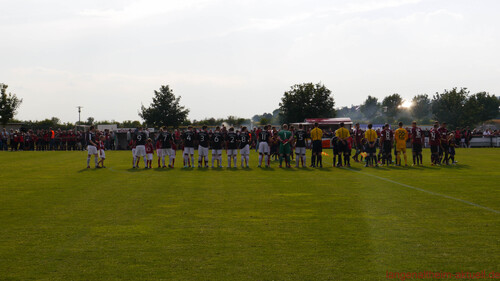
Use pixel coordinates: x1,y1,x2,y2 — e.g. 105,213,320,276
0,127,116,151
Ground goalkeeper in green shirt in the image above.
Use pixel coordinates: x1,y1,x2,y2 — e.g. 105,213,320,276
278,124,293,168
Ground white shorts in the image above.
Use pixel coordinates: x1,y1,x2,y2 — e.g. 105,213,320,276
240,144,250,156
99,149,106,159
87,145,98,155
184,147,194,155
258,142,270,154
169,148,176,159
227,149,237,156
135,145,146,157
198,146,209,157
158,148,169,157
295,147,306,155
147,153,153,161
212,149,222,156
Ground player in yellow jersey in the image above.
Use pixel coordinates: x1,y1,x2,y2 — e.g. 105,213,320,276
394,122,409,166
335,122,351,167
363,124,378,167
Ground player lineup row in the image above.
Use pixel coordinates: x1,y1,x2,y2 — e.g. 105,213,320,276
85,120,458,169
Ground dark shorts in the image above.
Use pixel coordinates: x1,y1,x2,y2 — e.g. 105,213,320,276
383,141,392,154
449,146,455,155
312,140,322,153
365,142,376,154
431,145,439,154
336,141,345,153
412,143,422,153
441,143,449,154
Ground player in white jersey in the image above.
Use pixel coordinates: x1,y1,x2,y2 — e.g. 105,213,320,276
86,126,99,168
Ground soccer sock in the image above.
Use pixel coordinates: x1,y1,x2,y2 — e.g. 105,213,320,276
413,155,416,165
233,156,237,167
228,156,232,167
94,156,98,167
404,154,407,165
311,155,316,166
302,155,306,166
419,154,423,165
265,155,270,166
143,156,147,168
346,154,350,165
450,155,455,162
318,155,322,166
285,155,290,166
212,157,215,166
279,155,283,166
259,154,262,166
397,154,400,165
338,155,342,166
245,156,249,165
87,157,90,167
191,155,194,166
199,156,202,166
296,155,300,166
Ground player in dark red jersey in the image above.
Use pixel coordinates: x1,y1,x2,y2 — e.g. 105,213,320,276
156,127,174,168
97,135,106,168
429,124,441,165
438,122,449,165
410,121,424,166
145,138,154,169
352,123,364,162
380,124,394,166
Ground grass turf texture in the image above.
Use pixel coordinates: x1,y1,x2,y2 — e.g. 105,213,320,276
0,149,499,280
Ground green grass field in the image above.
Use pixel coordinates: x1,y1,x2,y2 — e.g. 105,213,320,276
0,149,499,280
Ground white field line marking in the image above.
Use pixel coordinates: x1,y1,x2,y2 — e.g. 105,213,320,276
345,168,500,215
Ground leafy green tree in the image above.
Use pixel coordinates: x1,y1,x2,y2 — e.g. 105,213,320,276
463,92,500,127
119,120,142,128
431,88,469,128
259,117,270,125
411,94,431,121
0,84,23,126
139,85,189,128
252,113,273,122
381,94,402,123
359,96,380,120
279,82,336,123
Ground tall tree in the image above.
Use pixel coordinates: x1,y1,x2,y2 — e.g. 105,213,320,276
139,85,189,128
359,95,380,120
431,88,469,128
381,93,403,122
279,82,336,124
411,94,431,121
0,84,23,126
463,92,500,127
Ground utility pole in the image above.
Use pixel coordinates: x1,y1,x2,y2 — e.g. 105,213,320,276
77,106,83,125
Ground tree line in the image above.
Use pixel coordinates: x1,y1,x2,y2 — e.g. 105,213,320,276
1,82,499,130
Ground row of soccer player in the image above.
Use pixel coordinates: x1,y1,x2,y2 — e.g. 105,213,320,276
85,120,458,169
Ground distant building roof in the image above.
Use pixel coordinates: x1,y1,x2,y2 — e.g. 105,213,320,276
304,118,353,125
